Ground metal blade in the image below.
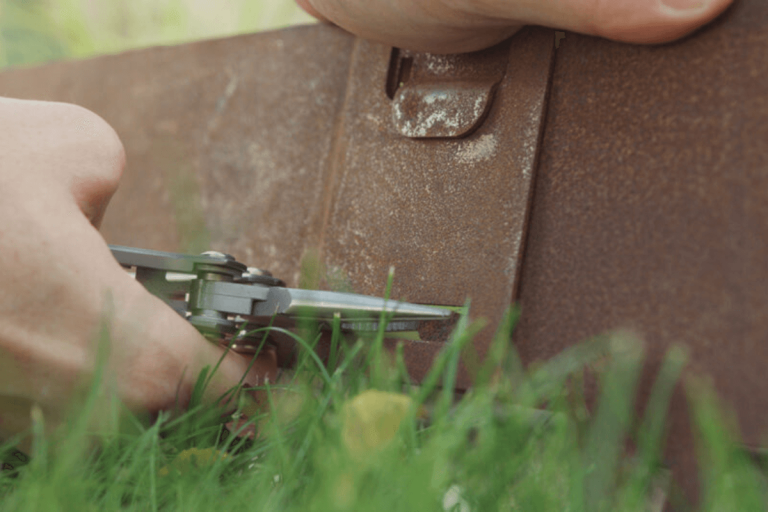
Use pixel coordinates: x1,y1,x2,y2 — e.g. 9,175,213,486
252,287,451,324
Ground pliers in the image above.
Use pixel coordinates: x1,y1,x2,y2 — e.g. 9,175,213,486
109,245,451,354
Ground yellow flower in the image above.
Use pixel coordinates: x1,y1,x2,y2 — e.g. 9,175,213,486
158,447,229,477
341,390,414,457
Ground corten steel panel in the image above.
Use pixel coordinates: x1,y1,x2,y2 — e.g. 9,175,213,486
0,27,356,281
320,30,554,385
0,26,555,385
515,0,767,502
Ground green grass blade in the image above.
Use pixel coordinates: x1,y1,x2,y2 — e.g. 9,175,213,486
582,333,645,511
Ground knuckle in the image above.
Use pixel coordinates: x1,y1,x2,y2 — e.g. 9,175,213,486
56,103,126,185
1,98,126,188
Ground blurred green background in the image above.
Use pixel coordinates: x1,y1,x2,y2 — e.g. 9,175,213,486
0,0,314,69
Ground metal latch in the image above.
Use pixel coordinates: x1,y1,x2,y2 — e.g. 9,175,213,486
387,40,513,139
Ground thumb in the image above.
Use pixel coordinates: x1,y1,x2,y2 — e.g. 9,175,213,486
301,0,735,53
477,0,735,45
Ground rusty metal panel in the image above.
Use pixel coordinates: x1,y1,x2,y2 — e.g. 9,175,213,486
515,0,768,501
0,26,356,282
0,26,555,386
388,43,511,138
318,29,554,385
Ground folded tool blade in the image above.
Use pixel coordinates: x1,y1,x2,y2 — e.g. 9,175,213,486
110,245,452,338
252,287,451,331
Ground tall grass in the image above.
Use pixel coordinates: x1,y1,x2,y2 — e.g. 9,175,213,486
0,303,763,511
0,0,314,68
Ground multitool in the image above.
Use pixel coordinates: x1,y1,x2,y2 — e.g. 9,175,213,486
110,245,451,353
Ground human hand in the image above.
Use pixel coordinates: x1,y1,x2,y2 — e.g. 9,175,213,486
0,98,274,446
297,0,735,53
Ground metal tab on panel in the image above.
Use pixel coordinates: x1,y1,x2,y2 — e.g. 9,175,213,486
387,41,513,139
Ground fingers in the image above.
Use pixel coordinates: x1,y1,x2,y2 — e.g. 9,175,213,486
469,0,737,45
299,0,735,53
296,0,521,53
0,97,125,228
0,96,276,442
0,220,274,424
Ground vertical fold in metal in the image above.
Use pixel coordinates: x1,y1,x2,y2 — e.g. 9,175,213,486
515,0,768,501
318,28,556,386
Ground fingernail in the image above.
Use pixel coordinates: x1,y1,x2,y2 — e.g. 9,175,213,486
661,0,708,10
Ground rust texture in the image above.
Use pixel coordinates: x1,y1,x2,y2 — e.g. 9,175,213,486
319,30,554,385
389,41,512,138
0,26,555,387
391,82,495,138
0,26,356,281
515,0,768,502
